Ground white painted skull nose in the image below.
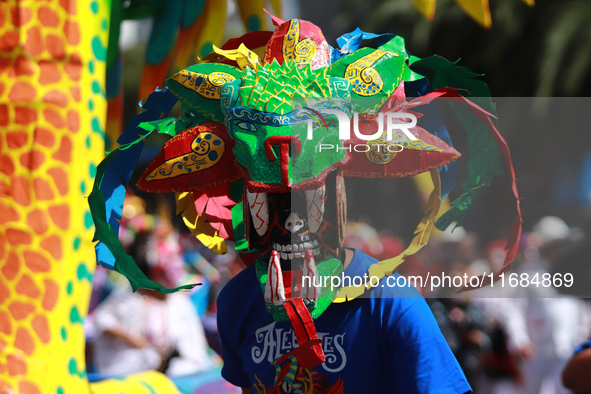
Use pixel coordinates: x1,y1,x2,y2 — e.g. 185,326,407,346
285,212,305,233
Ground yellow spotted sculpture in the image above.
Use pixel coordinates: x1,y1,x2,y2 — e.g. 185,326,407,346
0,0,179,393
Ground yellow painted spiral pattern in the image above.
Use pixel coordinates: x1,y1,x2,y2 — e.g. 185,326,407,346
345,50,392,96
282,20,317,65
170,70,236,100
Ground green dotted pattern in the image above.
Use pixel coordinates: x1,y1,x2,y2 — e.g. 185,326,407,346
67,357,86,379
77,263,93,282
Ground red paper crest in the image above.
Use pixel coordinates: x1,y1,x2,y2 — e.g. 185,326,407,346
137,122,243,193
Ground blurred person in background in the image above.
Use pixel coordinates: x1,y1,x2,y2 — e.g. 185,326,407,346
553,221,591,299
428,225,494,392
90,214,212,377
501,216,589,394
472,240,524,394
343,221,404,261
429,296,492,391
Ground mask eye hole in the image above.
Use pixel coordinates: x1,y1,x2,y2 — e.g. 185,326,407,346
237,122,257,132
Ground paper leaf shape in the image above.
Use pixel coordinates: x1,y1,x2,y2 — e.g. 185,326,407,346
454,0,492,29
412,55,490,98
263,18,332,69
166,63,244,124
90,88,200,293
89,95,200,293
340,86,461,178
137,121,243,193
341,124,460,179
413,0,437,20
175,185,238,255
415,87,522,271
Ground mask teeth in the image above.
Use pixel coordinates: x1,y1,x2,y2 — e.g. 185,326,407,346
265,250,285,305
304,184,325,233
301,249,319,303
247,191,269,236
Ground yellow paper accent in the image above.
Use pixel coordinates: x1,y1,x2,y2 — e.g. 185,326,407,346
175,191,193,214
213,44,261,71
454,0,492,29
170,70,236,99
145,132,226,181
334,169,441,302
413,0,438,20
196,230,228,254
345,50,393,97
413,171,450,217
176,192,228,254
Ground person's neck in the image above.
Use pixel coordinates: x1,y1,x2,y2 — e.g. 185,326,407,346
342,248,355,271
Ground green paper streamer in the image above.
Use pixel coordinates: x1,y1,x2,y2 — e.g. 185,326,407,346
89,129,200,293
378,36,423,82
412,56,506,231
412,55,490,98
435,103,505,230
231,201,248,252
137,118,180,136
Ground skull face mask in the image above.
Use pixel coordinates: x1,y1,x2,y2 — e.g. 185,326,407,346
90,12,522,369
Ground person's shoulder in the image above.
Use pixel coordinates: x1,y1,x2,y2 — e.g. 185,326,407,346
346,249,423,302
217,263,269,337
345,248,376,275
217,263,258,312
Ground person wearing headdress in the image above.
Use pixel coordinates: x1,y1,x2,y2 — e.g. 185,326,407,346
90,10,521,394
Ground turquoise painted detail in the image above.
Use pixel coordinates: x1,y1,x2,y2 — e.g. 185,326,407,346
91,36,107,62
77,263,93,282
84,211,94,229
73,237,81,251
247,15,261,31
89,163,97,178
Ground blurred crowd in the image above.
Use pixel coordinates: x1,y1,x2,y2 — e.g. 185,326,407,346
345,216,590,394
84,194,245,380
84,192,591,393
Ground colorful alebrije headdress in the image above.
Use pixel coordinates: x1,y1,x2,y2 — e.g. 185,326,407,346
89,11,521,368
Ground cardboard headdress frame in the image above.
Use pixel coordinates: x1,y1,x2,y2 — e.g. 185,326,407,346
90,12,521,299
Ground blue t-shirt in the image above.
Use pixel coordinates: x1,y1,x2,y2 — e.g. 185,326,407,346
217,250,472,393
